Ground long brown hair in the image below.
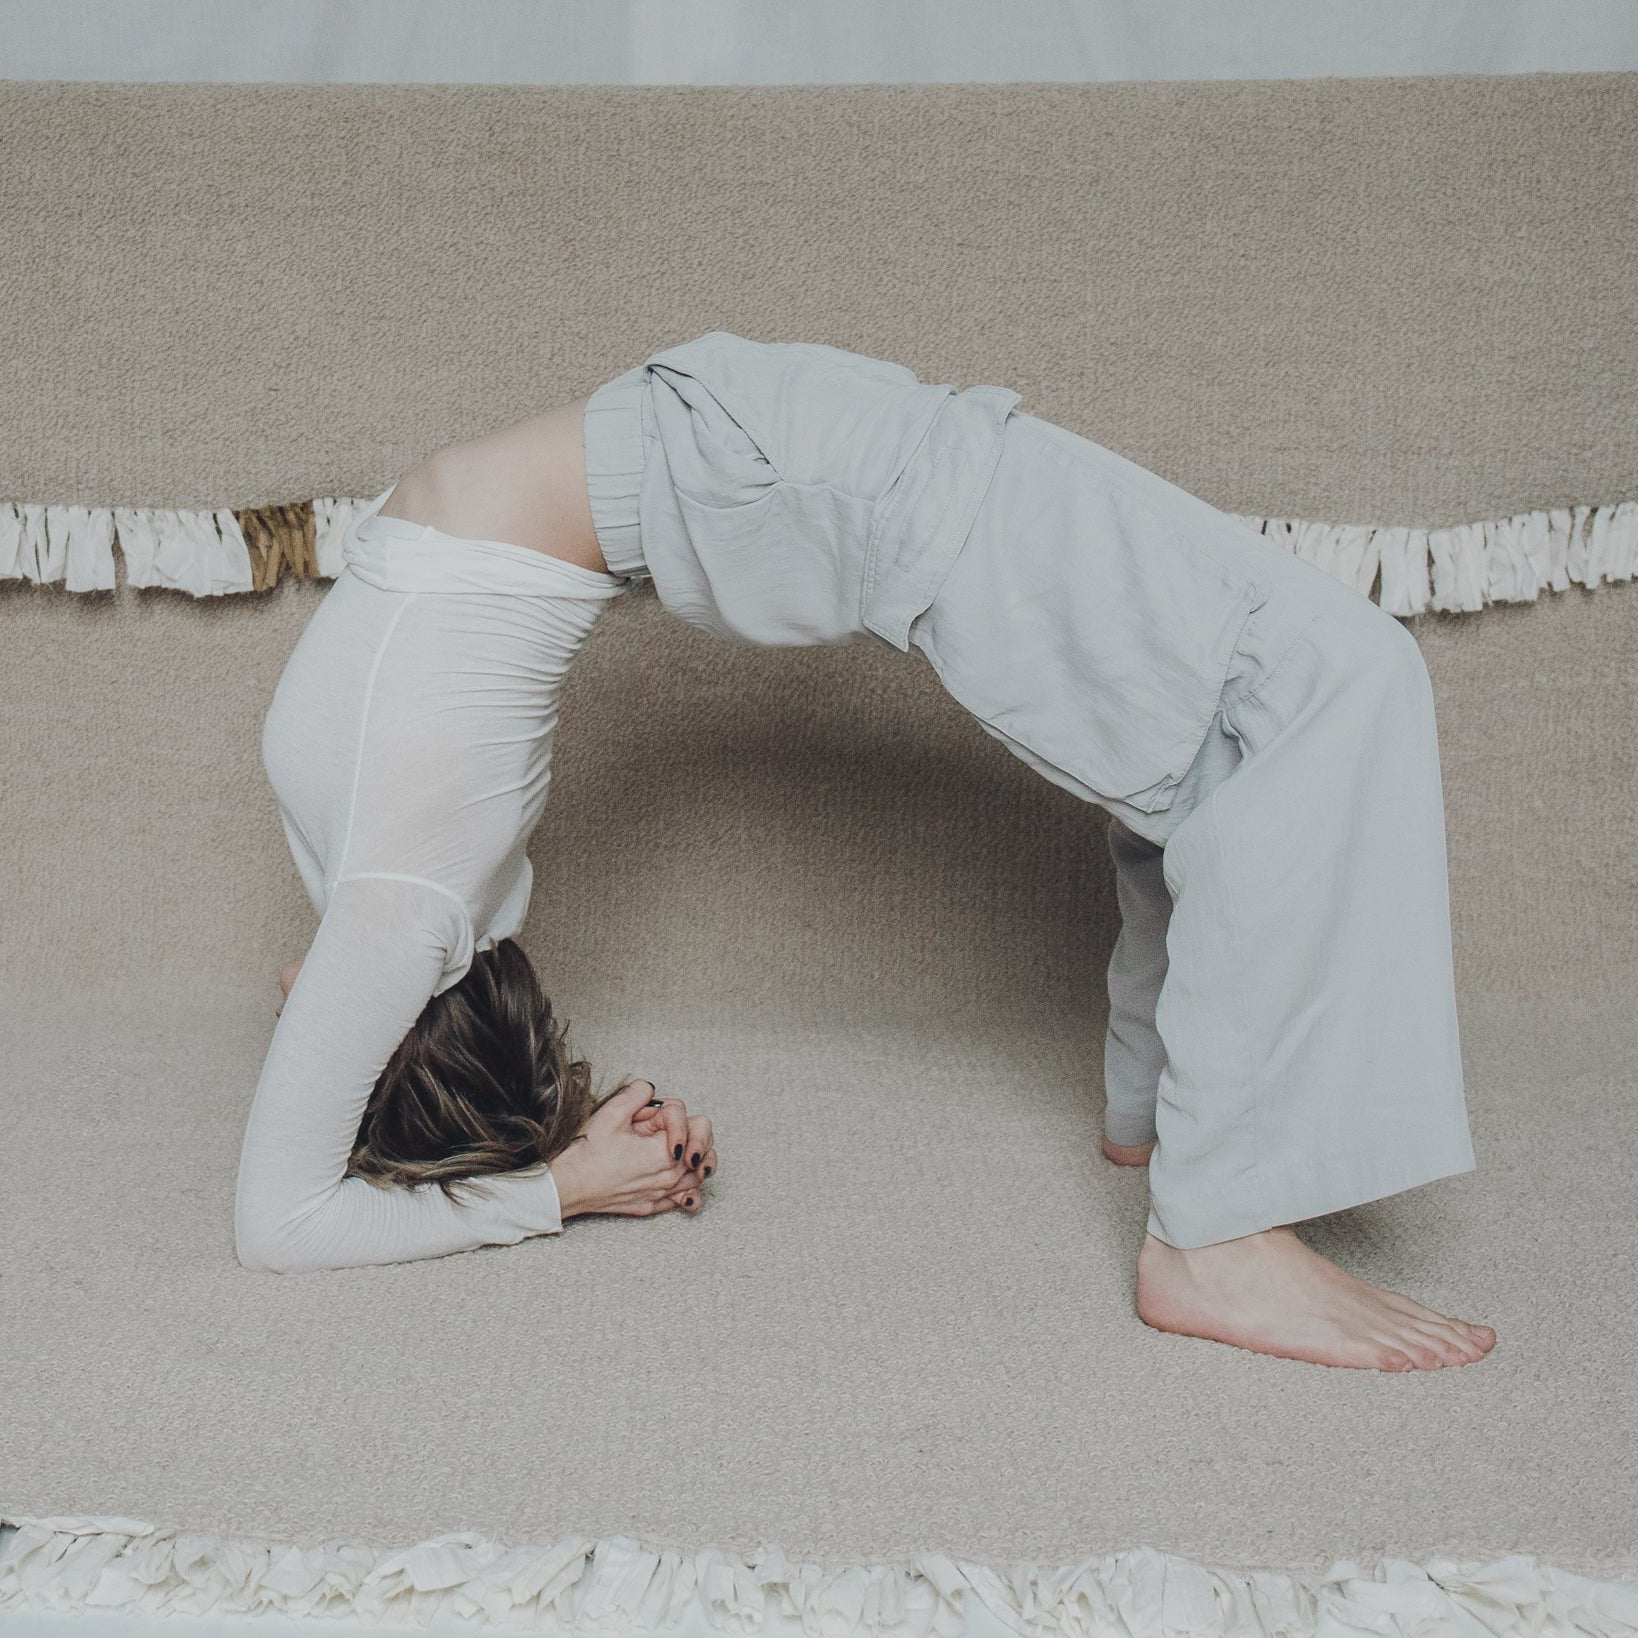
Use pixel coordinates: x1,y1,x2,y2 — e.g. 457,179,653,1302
347,937,629,1205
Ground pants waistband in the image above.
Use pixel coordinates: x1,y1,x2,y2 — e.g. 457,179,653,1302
583,363,650,581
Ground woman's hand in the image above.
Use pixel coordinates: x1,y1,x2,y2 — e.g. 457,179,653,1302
630,1083,716,1182
549,1079,717,1220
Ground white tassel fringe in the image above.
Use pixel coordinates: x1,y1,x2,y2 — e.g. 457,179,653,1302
0,496,1635,615
0,494,366,598
2,1517,1636,1636
1229,501,1638,615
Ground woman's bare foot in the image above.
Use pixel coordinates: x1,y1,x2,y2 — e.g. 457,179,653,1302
1103,1134,1156,1167
1135,1225,1497,1370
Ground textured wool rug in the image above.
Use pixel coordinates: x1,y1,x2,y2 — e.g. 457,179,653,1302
3,71,1636,1636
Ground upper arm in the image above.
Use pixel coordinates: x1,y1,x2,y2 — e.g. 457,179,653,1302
234,875,562,1274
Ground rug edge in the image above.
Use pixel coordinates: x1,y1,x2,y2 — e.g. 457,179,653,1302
3,1515,1637,1636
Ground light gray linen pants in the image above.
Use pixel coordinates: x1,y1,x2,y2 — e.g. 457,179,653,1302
909,410,1478,1248
585,334,1478,1251
1091,602,1477,1249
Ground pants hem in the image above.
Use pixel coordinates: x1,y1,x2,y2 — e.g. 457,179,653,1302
1144,1136,1478,1249
1104,1110,1160,1147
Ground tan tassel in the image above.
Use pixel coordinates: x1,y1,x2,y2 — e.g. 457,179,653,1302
234,499,318,591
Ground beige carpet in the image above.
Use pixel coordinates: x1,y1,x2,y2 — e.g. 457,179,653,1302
1,72,1635,1628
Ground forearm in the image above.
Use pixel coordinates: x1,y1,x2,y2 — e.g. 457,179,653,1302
236,1158,564,1275
237,875,567,1275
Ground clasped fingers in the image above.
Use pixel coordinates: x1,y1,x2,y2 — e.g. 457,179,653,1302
631,1083,718,1183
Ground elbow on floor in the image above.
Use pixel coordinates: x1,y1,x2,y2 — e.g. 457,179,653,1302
236,1234,288,1274
235,1191,315,1274
235,1221,316,1275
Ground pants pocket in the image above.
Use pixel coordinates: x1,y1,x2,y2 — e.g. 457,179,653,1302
908,416,1269,811
645,353,785,507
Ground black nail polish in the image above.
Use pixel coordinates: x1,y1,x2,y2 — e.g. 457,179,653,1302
690,1152,701,1167
673,1143,683,1159
704,1166,713,1177
685,1196,695,1207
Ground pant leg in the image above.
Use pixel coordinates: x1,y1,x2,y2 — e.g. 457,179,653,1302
1143,572,1477,1249
1100,703,1249,1148
1103,816,1169,1148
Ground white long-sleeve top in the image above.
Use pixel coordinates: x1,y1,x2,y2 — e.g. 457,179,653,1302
236,489,629,1274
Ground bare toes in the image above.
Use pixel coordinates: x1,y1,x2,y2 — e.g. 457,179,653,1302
1434,1310,1500,1349
1423,1326,1485,1367
1397,1336,1446,1370
1377,1293,1496,1355
1421,1328,1482,1364
1451,1323,1493,1358
1412,1318,1480,1359
1383,1320,1462,1368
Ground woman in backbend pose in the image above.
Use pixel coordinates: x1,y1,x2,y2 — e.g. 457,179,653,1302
241,329,1497,1373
